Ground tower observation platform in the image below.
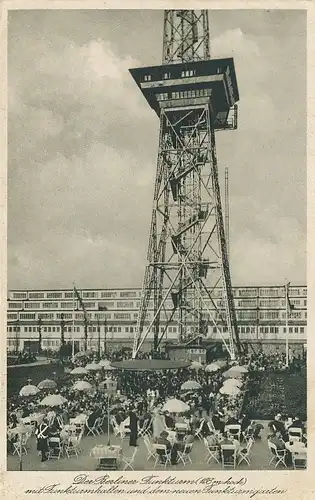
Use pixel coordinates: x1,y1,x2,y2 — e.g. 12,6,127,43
130,10,241,361
130,58,239,130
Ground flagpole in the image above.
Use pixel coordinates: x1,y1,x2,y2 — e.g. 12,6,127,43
285,282,289,368
72,282,75,363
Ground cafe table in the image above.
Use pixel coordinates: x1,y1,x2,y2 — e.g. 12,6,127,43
285,441,306,453
90,445,122,470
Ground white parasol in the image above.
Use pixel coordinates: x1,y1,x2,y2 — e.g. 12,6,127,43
162,398,190,413
72,380,93,391
19,384,40,397
70,367,88,375
39,394,67,406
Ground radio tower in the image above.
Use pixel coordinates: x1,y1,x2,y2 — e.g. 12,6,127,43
130,10,241,360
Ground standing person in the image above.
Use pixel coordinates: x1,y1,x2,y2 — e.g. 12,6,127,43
129,408,138,447
36,417,49,462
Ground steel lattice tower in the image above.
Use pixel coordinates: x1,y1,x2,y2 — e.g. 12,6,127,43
130,10,241,360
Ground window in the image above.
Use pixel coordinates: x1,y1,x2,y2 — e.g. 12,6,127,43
238,299,257,308
46,292,63,299
83,291,99,298
83,302,95,309
290,288,300,296
289,327,293,334
56,313,72,319
114,313,131,320
289,311,302,319
12,292,27,299
144,75,152,81
20,313,36,320
38,313,54,320
8,302,23,309
259,287,284,297
120,291,137,298
156,92,168,101
65,292,74,299
42,302,58,309
259,311,279,320
7,313,18,320
61,302,76,309
24,302,41,309
75,313,92,320
259,326,269,334
29,292,45,299
117,302,134,308
237,311,257,320
95,312,111,320
101,291,117,298
125,327,129,333
300,327,305,333
259,299,280,308
238,288,257,297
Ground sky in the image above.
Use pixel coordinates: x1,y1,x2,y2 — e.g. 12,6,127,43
7,9,306,290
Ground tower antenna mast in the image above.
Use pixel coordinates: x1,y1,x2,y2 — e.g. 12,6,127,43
130,9,241,359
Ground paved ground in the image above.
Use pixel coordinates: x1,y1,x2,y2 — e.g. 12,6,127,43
7,420,291,471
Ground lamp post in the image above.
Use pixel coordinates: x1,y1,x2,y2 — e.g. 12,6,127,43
104,378,117,446
60,313,65,346
38,317,42,355
97,320,101,358
84,317,88,352
104,318,107,356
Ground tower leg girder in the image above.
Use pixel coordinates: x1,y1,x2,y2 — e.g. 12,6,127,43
132,103,240,359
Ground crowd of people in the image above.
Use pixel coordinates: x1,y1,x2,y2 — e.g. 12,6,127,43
7,347,307,468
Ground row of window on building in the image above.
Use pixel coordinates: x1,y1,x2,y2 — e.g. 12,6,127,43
7,309,307,323
7,324,305,336
8,287,307,302
156,88,212,102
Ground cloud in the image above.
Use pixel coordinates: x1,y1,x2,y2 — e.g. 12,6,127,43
8,11,306,289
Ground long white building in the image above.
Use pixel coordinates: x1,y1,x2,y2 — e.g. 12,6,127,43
7,285,307,354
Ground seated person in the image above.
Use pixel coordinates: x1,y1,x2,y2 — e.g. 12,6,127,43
226,415,239,426
206,432,218,447
212,413,225,434
219,432,236,447
219,432,236,460
164,412,175,429
86,407,102,429
289,416,305,432
268,431,286,450
177,432,194,452
155,430,178,465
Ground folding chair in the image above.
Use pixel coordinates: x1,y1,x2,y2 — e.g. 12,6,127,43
288,427,303,443
221,445,237,469
268,441,287,468
64,436,80,459
177,443,193,466
153,444,171,467
138,419,151,438
226,424,241,442
110,416,121,437
143,435,157,461
47,437,63,460
121,447,138,471
238,438,254,465
120,423,131,439
95,415,106,435
292,450,307,469
203,438,220,464
13,433,29,457
194,420,204,440
86,417,101,437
